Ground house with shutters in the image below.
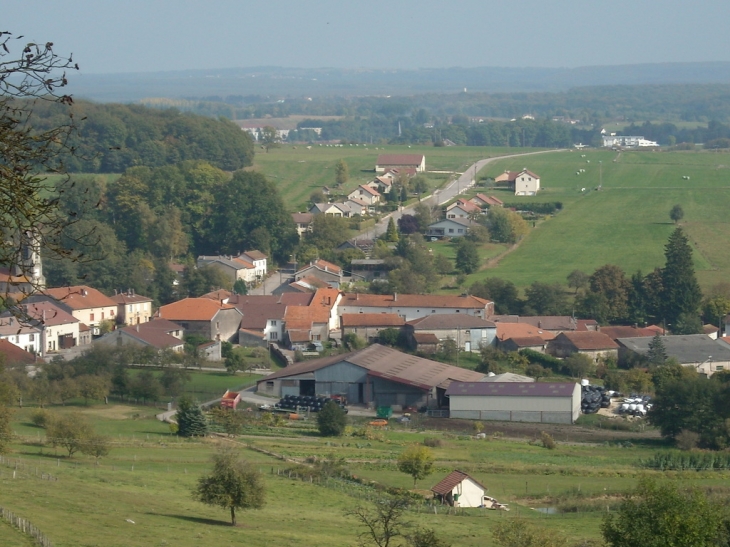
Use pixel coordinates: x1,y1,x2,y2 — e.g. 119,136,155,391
43,286,118,334
110,290,153,326
338,293,493,321
21,301,80,355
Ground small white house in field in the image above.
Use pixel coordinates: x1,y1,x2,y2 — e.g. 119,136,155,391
431,470,487,508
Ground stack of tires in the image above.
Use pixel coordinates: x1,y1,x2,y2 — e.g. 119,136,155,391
274,395,346,413
581,384,611,414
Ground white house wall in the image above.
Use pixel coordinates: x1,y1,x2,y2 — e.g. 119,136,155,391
452,478,485,508
339,305,487,321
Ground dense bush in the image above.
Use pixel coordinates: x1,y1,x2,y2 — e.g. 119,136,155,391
519,349,565,374
502,202,563,215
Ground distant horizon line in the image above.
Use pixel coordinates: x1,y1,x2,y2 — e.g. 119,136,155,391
74,60,730,78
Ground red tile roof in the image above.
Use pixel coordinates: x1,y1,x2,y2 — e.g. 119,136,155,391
504,336,548,347
431,470,485,496
0,339,36,365
23,301,78,327
599,326,659,340
496,323,555,341
44,286,117,310
158,298,238,322
555,331,619,350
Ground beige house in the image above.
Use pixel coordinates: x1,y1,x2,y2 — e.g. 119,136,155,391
347,185,381,205
110,291,153,326
446,199,481,219
157,298,243,342
291,212,314,237
547,331,619,362
340,313,405,342
513,169,540,196
23,301,80,355
44,286,118,334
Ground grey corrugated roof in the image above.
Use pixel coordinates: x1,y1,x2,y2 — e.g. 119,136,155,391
617,334,730,364
445,381,577,397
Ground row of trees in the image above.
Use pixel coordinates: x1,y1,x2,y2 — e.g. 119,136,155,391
28,99,255,172
471,227,710,333
45,164,298,300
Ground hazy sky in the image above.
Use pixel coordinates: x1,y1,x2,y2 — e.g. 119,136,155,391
6,0,730,74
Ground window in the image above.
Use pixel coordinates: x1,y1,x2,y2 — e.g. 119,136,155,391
270,332,278,340
271,320,277,326
448,229,454,233
29,334,34,341
128,305,133,312
110,310,114,316
101,312,105,320
90,313,95,321
717,365,725,371
432,310,435,313
458,229,464,233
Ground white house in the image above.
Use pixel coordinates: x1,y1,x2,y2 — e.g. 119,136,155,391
197,250,267,286
348,185,381,206
0,315,41,354
431,470,488,508
426,217,475,238
514,169,540,196
338,293,493,321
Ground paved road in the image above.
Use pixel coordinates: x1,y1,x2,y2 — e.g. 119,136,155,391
356,149,565,240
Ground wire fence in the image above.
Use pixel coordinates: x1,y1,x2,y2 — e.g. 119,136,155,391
0,506,54,547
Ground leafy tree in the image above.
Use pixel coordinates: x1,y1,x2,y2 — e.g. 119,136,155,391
129,370,163,404
433,253,453,275
661,228,702,333
317,400,347,437
260,126,279,152
310,189,326,204
347,497,409,547
526,364,550,381
385,218,399,242
46,412,93,457
564,353,595,379
305,215,352,252
56,377,79,406
397,444,434,488
602,478,725,547
669,204,684,224
77,374,110,405
585,264,630,324
397,215,420,235
702,295,730,325
81,434,111,464
377,328,402,347
176,395,208,437
646,333,667,365
408,528,451,547
411,175,429,196
160,367,190,397
343,333,366,350
413,202,433,231
206,170,298,263
0,405,12,454
193,449,265,525
523,282,568,315
488,207,528,243
232,279,248,295
470,277,521,314
225,351,247,374
335,159,349,186
438,338,458,363
455,239,479,274
567,269,589,293
182,264,232,297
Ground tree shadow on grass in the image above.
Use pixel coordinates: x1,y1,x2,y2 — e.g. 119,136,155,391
151,513,232,527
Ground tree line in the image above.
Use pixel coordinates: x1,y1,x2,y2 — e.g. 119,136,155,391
44,162,297,303
26,99,255,172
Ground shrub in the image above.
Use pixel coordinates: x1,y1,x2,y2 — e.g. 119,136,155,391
317,401,347,437
31,408,52,428
423,437,442,448
675,429,701,451
540,431,556,450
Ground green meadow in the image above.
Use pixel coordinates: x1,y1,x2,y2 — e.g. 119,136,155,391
252,144,519,212
2,400,726,547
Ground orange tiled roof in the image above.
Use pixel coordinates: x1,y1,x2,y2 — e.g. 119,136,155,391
341,313,405,328
158,298,238,322
556,331,619,350
45,286,116,310
496,323,555,341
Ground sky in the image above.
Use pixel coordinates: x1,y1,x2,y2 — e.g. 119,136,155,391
5,0,730,74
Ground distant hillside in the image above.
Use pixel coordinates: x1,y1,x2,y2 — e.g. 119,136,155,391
68,63,730,102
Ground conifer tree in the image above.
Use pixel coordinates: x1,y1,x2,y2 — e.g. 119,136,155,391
177,395,208,437
661,228,702,334
385,217,399,242
647,333,667,365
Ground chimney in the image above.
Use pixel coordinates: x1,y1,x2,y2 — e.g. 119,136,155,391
393,292,398,302
356,292,359,301
538,320,542,329
136,324,140,332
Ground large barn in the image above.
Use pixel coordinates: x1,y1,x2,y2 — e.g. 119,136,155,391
446,381,581,424
256,344,484,409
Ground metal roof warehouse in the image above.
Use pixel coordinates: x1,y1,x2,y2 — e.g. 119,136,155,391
256,344,483,409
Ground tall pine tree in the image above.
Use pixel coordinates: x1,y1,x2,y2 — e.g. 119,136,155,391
177,395,209,437
661,228,702,334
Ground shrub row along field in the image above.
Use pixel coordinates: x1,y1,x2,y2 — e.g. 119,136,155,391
3,403,729,546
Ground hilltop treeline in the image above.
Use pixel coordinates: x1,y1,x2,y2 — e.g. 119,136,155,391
45,162,297,302
27,100,255,172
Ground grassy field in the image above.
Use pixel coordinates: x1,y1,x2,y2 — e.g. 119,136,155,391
448,148,730,291
252,144,519,212
2,402,727,547
126,369,263,402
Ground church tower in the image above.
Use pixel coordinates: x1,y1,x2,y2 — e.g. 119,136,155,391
14,230,46,291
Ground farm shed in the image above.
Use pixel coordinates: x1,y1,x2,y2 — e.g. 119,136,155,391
256,344,483,410
431,470,486,508
617,334,730,376
446,381,581,424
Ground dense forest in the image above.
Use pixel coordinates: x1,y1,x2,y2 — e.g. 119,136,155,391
28,100,255,173
44,162,297,303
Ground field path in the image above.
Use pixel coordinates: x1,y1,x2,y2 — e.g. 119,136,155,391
356,148,565,240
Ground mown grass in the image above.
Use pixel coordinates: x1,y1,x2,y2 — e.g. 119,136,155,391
454,148,730,291
252,144,520,212
126,369,263,402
